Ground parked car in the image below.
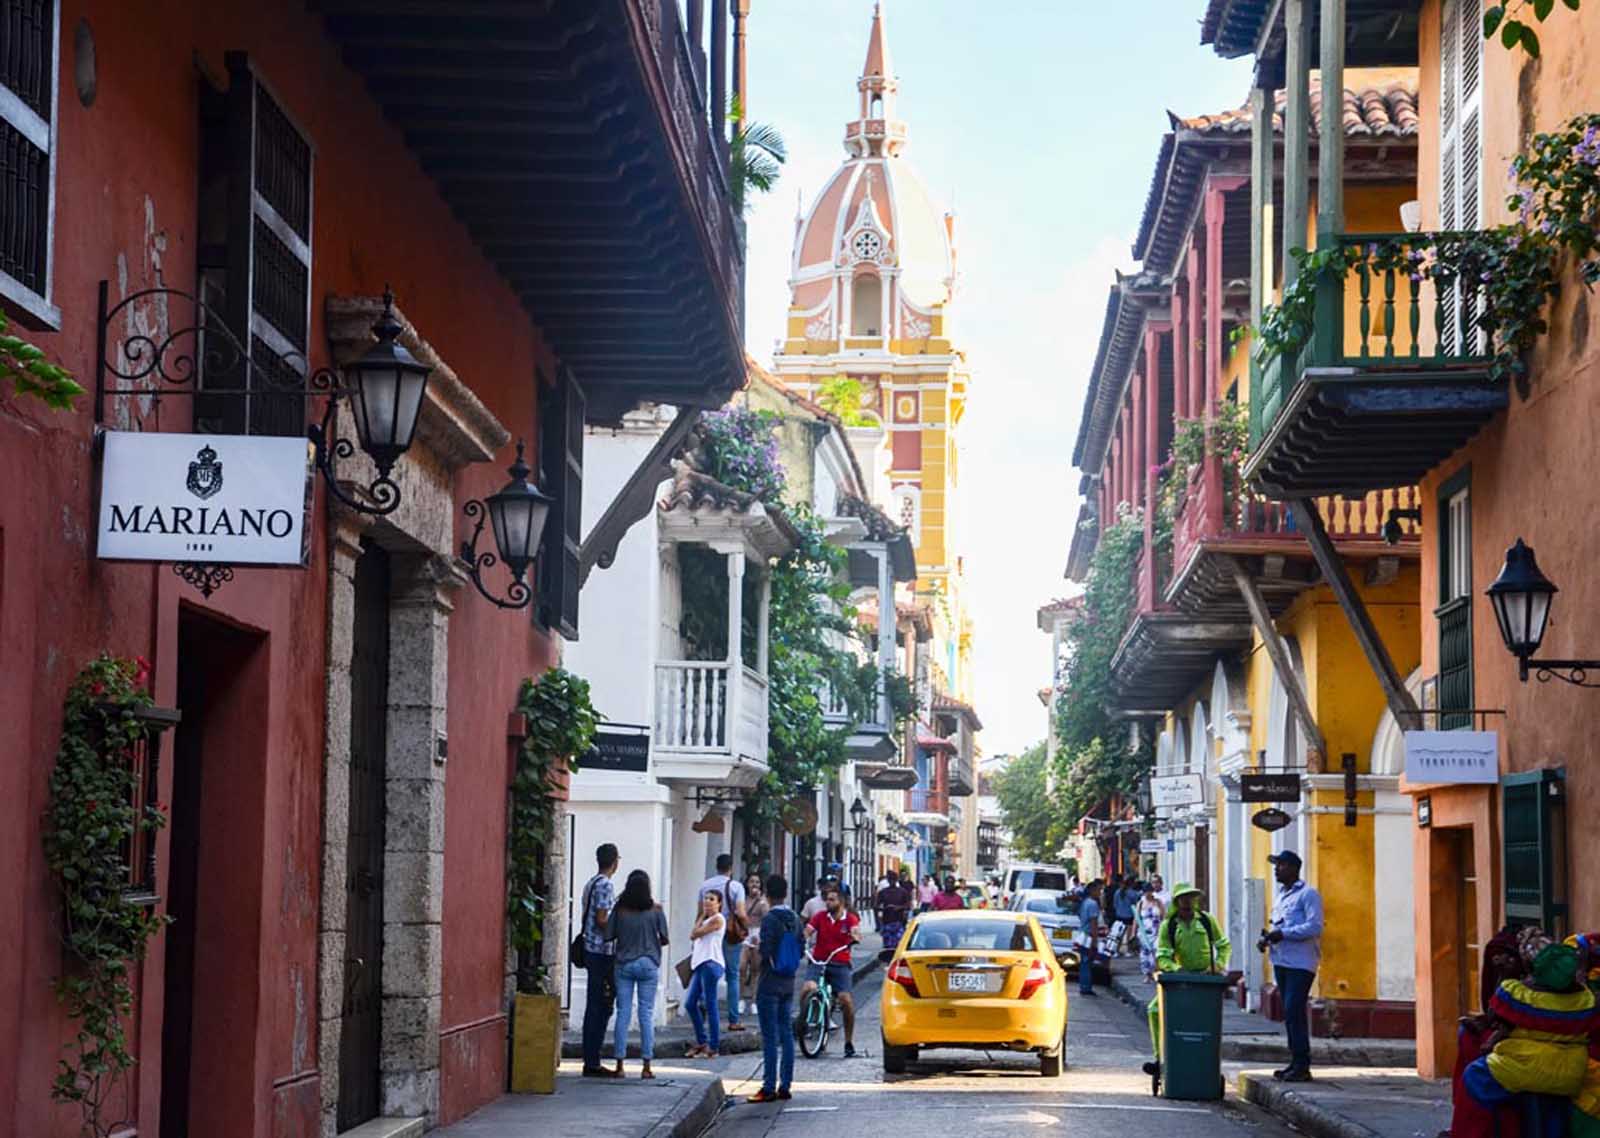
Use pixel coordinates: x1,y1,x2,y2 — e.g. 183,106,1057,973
998,862,1071,910
1007,889,1098,979
880,911,1069,1077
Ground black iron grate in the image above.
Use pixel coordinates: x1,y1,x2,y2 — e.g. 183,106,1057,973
1,0,52,121
252,216,308,349
253,85,311,239
0,116,46,293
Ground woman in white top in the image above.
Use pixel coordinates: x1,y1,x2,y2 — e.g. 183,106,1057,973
683,891,726,1058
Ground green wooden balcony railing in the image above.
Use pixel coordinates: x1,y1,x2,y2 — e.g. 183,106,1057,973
1249,232,1496,448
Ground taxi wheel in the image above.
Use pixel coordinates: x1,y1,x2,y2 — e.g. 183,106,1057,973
882,1038,914,1074
1039,1029,1065,1077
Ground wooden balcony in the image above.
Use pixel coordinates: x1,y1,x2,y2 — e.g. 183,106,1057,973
1247,233,1505,499
652,660,769,787
904,787,950,826
1110,466,1420,710
320,0,747,422
820,679,897,762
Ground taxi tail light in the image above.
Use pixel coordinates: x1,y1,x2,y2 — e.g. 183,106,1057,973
887,958,921,997
1018,958,1051,999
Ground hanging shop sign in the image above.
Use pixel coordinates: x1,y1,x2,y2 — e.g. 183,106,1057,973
97,432,313,566
1251,808,1293,832
1403,730,1499,785
1149,772,1205,809
1240,772,1302,803
578,724,651,773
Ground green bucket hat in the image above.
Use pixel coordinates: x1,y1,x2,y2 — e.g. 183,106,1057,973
1170,881,1204,902
1531,942,1582,992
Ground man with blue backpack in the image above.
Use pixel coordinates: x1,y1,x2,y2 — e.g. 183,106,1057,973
748,873,804,1103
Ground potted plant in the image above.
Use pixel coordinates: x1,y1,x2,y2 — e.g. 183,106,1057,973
507,668,598,1093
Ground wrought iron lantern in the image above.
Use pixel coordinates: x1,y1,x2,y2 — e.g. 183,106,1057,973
461,441,554,609
1486,538,1598,686
309,288,432,515
849,797,868,831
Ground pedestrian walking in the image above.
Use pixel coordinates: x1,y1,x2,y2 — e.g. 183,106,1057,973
608,869,669,1079
1141,882,1230,1080
747,874,804,1104
1136,881,1166,983
1113,874,1139,955
918,874,936,913
578,843,621,1078
875,871,912,956
1076,881,1104,997
739,873,769,1018
1262,850,1323,1082
683,891,727,1058
698,854,749,1034
931,875,966,910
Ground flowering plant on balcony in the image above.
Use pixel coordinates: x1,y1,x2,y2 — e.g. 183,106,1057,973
698,406,787,502
1253,113,1600,387
1152,399,1250,579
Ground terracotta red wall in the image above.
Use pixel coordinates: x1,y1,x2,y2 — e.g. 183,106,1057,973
0,2,560,1133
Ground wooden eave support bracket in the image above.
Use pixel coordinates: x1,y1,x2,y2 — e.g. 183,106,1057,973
577,406,702,586
1220,552,1327,765
1288,499,1422,726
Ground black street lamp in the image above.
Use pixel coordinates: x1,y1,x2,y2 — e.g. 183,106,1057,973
460,441,554,609
1486,538,1600,687
849,797,868,831
309,288,433,515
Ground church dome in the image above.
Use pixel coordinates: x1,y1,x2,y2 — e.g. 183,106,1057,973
788,3,956,324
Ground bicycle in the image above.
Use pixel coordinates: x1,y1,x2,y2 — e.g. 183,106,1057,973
795,944,850,1058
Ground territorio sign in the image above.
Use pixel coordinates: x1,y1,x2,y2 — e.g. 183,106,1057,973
97,431,314,566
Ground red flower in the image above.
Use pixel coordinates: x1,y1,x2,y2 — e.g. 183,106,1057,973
86,800,97,813
89,682,105,696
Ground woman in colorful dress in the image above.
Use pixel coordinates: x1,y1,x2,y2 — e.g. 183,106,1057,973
1461,928,1599,1138
1449,926,1526,1138
1567,931,1600,1138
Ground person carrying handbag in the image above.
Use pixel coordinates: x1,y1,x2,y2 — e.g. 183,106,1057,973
698,854,750,1032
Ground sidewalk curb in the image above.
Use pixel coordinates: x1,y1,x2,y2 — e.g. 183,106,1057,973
1238,1072,1382,1138
643,1075,727,1138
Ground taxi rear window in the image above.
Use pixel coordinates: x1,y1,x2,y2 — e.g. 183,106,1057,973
908,919,1035,952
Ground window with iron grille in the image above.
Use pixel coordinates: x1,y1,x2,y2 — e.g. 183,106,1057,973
1436,469,1473,730
195,54,312,437
0,0,59,326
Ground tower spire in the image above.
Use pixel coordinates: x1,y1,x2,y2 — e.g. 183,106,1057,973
846,1,905,158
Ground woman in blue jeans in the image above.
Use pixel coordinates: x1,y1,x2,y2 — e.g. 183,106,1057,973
609,870,670,1078
684,891,727,1058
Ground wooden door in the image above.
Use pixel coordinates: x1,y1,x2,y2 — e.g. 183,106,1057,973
339,543,389,1130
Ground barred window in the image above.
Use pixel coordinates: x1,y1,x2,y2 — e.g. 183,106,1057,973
0,0,59,326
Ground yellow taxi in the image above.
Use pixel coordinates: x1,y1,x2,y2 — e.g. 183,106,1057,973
880,909,1068,1076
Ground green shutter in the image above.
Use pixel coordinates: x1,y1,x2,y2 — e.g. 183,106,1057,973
1501,769,1567,934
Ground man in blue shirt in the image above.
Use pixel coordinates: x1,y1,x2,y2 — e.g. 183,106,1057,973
1076,882,1104,996
1264,850,1323,1082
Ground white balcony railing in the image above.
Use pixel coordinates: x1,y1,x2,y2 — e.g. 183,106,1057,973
653,660,769,784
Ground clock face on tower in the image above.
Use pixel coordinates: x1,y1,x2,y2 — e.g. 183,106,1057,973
851,230,883,261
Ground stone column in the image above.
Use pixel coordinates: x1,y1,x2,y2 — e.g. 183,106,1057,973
380,553,461,1125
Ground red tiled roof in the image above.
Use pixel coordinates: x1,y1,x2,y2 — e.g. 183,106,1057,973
916,725,957,753
1177,82,1418,139
931,694,983,730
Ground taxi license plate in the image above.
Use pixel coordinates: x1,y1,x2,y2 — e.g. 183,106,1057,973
946,972,997,993
1052,927,1073,940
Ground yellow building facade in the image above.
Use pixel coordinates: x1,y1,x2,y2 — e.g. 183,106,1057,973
770,3,975,708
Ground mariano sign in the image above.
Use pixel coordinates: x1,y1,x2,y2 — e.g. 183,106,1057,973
97,431,314,566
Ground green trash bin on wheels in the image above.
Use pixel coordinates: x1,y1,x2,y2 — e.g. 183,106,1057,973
1154,971,1228,1100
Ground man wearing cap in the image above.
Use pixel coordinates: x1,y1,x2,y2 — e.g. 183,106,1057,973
1141,882,1230,1080
1265,850,1323,1082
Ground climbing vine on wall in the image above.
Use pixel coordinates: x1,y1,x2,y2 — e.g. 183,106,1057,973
43,654,170,1137
2,308,82,411
508,668,598,995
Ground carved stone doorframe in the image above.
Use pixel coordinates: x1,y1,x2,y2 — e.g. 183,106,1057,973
315,296,508,1135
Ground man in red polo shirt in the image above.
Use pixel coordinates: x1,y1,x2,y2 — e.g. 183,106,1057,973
803,887,862,1056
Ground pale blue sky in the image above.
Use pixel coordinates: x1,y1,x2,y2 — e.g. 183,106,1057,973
740,1,1253,756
